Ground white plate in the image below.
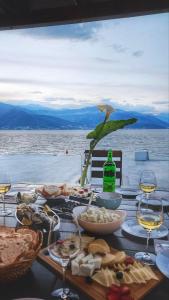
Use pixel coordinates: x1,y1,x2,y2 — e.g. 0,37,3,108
121,219,168,239
156,253,169,278
136,191,169,207
116,187,141,197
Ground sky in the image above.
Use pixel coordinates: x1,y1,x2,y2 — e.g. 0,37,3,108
0,13,168,114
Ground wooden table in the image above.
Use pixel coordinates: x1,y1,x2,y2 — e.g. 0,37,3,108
0,186,169,300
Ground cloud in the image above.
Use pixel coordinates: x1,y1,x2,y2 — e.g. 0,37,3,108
31,91,43,95
0,77,46,86
132,50,144,57
18,22,101,40
152,99,169,105
111,44,127,53
95,57,119,64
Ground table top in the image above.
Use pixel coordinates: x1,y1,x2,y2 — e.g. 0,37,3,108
0,185,169,300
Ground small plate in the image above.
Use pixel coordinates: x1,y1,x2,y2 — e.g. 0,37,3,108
121,219,168,239
116,187,141,197
156,253,169,278
136,191,169,207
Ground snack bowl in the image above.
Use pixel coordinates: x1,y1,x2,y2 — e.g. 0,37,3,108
96,192,122,209
15,204,60,232
73,206,127,234
0,226,43,282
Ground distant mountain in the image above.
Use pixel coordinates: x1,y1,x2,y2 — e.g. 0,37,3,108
154,113,169,124
0,105,79,129
0,102,14,118
41,106,168,129
0,102,168,129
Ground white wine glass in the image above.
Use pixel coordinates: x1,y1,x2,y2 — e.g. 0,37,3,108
139,170,157,199
48,215,81,300
0,173,12,216
135,197,163,265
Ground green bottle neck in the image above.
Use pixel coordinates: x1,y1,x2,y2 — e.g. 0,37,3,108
107,150,113,162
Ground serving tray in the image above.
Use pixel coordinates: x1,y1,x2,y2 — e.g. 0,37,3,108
38,247,164,300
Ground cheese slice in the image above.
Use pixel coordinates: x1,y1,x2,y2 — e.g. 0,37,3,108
88,257,102,269
74,252,85,263
79,263,95,277
71,260,80,275
81,254,93,264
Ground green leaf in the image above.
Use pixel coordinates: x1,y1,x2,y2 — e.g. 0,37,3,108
86,118,137,141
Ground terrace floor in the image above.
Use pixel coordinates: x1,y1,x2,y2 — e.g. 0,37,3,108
0,153,168,189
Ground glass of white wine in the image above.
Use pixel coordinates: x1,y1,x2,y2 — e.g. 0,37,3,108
135,197,163,265
0,177,11,216
139,170,157,199
48,215,80,300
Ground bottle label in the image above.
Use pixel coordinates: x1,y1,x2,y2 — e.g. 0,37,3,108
104,170,115,177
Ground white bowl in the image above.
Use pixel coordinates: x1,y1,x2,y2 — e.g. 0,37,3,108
73,206,127,235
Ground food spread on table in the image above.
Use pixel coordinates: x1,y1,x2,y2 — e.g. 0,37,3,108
49,235,159,288
36,184,92,199
69,238,159,287
0,227,41,267
16,203,58,230
79,207,121,223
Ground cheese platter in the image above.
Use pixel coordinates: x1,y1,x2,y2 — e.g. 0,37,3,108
38,236,164,300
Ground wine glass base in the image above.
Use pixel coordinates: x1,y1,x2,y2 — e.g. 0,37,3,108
51,288,79,300
0,209,12,216
135,252,156,265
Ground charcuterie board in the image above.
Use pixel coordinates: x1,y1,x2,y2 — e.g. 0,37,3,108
38,247,164,300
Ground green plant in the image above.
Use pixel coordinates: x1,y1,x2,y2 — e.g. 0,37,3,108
80,105,137,187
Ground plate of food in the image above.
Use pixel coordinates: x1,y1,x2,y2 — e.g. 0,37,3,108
73,206,127,234
36,184,92,199
15,203,60,231
38,236,163,300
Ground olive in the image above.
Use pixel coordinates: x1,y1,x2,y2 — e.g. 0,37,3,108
116,271,123,280
85,276,93,284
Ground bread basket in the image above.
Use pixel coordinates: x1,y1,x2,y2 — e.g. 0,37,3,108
0,226,43,283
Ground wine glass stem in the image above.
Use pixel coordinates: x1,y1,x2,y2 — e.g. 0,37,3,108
145,193,149,200
62,266,66,283
2,194,5,212
146,230,151,253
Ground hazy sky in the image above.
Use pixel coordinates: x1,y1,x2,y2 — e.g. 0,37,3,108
0,13,168,113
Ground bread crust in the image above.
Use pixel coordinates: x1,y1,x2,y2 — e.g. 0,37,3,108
0,227,41,268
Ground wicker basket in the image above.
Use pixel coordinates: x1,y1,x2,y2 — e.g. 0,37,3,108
0,228,43,283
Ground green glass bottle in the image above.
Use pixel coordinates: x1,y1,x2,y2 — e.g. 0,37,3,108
103,149,116,192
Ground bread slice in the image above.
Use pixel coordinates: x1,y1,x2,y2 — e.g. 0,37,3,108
42,185,61,197
112,251,126,264
88,239,110,254
101,253,116,266
0,227,41,268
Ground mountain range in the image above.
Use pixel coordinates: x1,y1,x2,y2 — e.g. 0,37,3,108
0,102,168,130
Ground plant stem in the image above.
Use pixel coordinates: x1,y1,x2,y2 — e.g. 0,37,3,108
80,148,93,187
80,114,108,187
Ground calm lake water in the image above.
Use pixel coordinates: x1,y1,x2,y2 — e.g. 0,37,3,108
0,129,169,186
0,129,169,159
